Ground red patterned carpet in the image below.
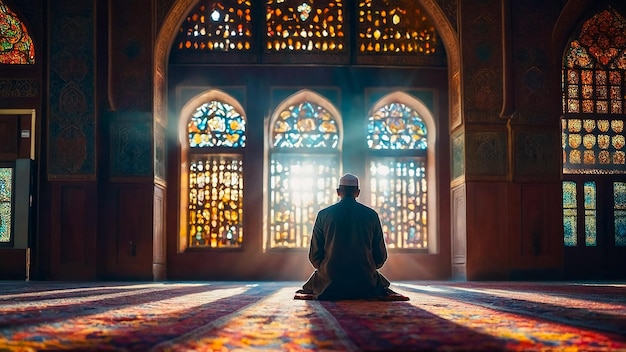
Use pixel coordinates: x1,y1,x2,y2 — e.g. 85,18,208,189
0,281,625,351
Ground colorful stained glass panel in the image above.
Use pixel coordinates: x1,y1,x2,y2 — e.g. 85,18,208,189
367,103,427,150
583,181,597,246
563,181,577,246
357,0,437,55
370,158,427,249
272,101,339,149
0,167,13,243
266,0,345,52
188,100,246,148
615,182,626,246
175,0,253,52
188,156,243,248
0,0,35,64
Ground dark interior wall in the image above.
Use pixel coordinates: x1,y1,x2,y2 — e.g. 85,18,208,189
165,65,451,280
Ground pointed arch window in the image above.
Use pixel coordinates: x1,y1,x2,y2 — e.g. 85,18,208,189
0,0,35,64
562,6,626,249
266,0,345,52
268,90,342,249
563,7,626,173
180,91,246,249
175,0,253,52
366,92,435,250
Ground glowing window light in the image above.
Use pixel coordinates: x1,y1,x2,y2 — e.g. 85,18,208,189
266,0,345,52
0,0,35,64
269,98,341,249
367,102,428,249
186,97,246,249
357,0,437,55
369,158,427,249
175,0,252,52
188,156,244,248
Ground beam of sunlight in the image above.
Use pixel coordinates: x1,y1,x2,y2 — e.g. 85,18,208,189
392,282,452,293
445,286,626,313
0,283,205,301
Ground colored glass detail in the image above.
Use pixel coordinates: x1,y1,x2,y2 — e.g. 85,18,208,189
615,182,626,246
176,0,252,52
269,98,341,249
188,156,243,248
370,158,427,249
367,103,427,150
272,101,339,149
266,0,345,52
0,0,35,64
562,7,626,174
269,154,338,248
583,181,597,246
0,167,12,243
357,0,437,55
562,181,578,246
188,100,246,148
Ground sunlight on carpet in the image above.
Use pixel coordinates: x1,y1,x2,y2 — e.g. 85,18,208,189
0,281,625,351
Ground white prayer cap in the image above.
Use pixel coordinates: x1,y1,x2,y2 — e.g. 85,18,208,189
339,173,359,187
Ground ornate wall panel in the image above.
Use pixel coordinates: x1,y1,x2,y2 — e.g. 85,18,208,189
434,0,458,32
465,130,507,177
513,129,561,180
460,0,503,123
0,79,39,98
48,0,95,180
110,0,153,111
452,130,464,180
109,115,153,177
510,0,562,125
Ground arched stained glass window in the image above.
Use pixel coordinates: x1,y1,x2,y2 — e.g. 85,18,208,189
268,91,341,249
184,95,246,249
266,0,345,52
0,0,35,64
562,7,626,173
615,182,626,246
175,0,253,52
357,0,437,55
367,97,430,250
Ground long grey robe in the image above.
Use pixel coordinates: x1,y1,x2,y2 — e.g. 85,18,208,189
302,197,391,299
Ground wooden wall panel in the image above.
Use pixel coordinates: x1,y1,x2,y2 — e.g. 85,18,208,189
102,184,153,280
153,184,166,280
509,183,563,277
49,184,97,280
466,181,510,280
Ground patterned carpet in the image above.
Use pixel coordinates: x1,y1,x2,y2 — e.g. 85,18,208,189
0,280,625,351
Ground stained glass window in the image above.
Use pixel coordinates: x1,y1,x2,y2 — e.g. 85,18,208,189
175,0,253,52
357,0,437,55
0,167,13,244
269,98,341,249
584,181,597,246
187,99,246,248
0,0,35,64
615,182,626,246
266,0,345,52
367,102,428,249
562,7,626,174
188,100,246,148
562,181,577,246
